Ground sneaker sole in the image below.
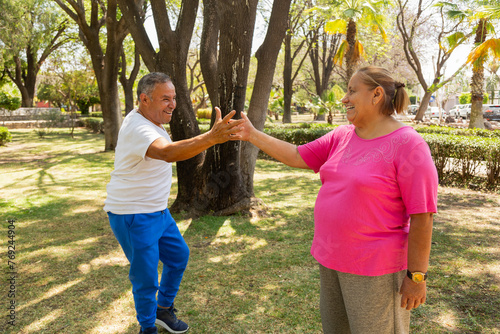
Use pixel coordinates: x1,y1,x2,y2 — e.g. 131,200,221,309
155,319,189,334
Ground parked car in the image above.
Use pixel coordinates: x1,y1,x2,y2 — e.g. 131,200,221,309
451,104,471,118
425,106,448,119
483,104,500,121
407,104,419,115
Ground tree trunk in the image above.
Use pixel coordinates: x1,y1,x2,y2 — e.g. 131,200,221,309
241,0,293,200
415,90,432,121
195,0,258,214
469,18,487,129
55,0,128,151
283,31,293,124
119,47,141,115
8,53,37,108
121,0,290,216
308,29,339,98
100,80,123,150
345,19,357,83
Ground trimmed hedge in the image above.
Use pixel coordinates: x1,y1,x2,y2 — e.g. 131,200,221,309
415,125,500,138
263,127,335,145
262,126,500,189
422,133,500,187
84,120,498,189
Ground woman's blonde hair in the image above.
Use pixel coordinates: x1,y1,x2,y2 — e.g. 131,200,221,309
355,66,409,116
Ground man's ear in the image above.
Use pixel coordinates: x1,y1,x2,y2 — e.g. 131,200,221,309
139,93,149,105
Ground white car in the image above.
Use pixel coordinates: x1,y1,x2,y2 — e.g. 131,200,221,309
425,106,448,119
452,104,471,118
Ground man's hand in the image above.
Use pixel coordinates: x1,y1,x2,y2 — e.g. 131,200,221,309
399,276,426,310
208,107,245,144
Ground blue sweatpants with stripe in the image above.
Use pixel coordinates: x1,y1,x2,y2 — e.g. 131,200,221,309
108,209,190,330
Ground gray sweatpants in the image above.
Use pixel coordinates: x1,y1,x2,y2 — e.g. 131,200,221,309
319,264,411,334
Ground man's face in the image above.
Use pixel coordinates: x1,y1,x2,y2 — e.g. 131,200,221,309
141,81,176,126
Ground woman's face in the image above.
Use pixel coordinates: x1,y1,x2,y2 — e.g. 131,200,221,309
341,73,377,125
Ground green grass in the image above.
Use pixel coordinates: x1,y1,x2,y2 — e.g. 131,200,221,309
0,128,499,333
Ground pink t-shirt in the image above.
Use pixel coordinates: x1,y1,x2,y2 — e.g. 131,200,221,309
297,125,438,276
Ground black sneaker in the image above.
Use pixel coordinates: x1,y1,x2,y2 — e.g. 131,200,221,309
155,305,189,333
139,327,158,334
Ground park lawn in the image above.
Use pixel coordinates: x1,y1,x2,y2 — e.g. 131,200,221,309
0,128,499,334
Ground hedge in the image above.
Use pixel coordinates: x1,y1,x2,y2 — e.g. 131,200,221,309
422,133,500,187
82,120,499,188
415,125,500,138
262,126,500,189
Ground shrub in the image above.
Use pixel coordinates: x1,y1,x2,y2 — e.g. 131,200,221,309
197,108,212,119
0,93,21,111
0,127,12,145
459,92,471,104
82,117,104,133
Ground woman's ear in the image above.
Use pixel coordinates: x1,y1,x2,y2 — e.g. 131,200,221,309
373,86,384,105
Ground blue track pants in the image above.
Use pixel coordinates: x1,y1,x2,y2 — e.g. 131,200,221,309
108,209,190,329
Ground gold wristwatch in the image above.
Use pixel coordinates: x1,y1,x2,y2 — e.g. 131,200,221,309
407,270,427,283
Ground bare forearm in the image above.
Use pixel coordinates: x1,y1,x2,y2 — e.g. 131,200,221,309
158,132,215,162
400,212,434,310
407,213,433,272
249,129,308,169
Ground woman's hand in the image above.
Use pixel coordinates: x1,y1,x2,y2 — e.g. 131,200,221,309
237,112,256,142
399,277,426,310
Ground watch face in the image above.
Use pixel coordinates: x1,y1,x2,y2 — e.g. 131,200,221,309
413,273,425,283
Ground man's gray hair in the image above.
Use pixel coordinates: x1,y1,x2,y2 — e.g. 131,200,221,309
136,72,172,102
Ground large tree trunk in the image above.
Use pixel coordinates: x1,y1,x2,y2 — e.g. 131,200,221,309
194,0,258,215
100,78,123,150
121,0,290,216
241,0,293,200
469,18,487,129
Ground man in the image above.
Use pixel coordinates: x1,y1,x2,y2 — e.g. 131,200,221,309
104,72,243,334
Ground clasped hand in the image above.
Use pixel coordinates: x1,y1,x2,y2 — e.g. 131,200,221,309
209,107,245,143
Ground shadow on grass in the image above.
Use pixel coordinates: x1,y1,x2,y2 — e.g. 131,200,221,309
178,204,321,333
409,190,500,333
0,197,136,334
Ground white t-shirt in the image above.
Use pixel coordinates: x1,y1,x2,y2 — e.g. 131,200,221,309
104,109,173,214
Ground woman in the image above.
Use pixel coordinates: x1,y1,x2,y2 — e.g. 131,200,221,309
239,66,438,333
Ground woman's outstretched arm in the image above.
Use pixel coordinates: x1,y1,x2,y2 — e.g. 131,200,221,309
239,112,309,169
